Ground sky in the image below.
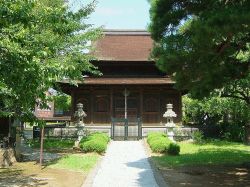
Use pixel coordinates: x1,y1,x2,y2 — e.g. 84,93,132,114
69,0,151,30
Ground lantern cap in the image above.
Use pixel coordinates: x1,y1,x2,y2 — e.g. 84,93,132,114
76,103,83,108
163,103,177,118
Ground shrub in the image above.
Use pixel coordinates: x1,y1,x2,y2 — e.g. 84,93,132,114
80,132,110,154
192,131,204,144
81,139,107,153
221,122,245,142
147,132,171,153
90,132,110,143
147,132,167,142
167,143,180,156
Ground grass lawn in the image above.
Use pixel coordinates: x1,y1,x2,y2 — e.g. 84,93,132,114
48,153,100,172
152,140,250,168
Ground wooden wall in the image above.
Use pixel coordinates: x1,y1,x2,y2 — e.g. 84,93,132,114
71,86,182,126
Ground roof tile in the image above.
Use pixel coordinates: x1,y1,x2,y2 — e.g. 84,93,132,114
94,30,153,61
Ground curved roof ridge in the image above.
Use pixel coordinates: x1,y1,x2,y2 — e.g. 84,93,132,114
104,29,150,36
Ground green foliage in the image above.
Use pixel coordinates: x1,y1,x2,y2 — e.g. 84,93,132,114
0,0,102,122
80,132,110,154
53,93,71,112
167,143,180,156
153,140,250,168
149,0,250,104
183,94,249,142
147,132,171,153
81,140,107,154
48,154,99,172
147,132,166,142
221,123,245,142
28,139,74,149
192,131,204,144
183,95,224,125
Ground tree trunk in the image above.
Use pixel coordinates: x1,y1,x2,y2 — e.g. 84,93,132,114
14,119,22,161
245,122,250,145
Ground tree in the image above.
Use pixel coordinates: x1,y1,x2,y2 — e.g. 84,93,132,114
0,0,102,123
183,94,249,141
149,0,250,104
53,93,71,113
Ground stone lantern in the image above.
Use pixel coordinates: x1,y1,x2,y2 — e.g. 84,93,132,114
74,103,87,148
163,104,177,141
74,103,87,127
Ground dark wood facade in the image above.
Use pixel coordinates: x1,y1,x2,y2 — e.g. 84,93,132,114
60,62,182,125
60,30,182,126
70,86,181,125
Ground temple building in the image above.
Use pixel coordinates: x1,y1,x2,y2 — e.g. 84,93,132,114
59,30,182,126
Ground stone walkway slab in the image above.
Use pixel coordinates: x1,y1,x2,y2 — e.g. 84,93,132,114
91,141,159,187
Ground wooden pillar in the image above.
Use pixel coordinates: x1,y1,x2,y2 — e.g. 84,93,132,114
178,91,182,123
71,91,75,119
124,88,127,119
90,87,94,125
159,91,163,125
39,127,44,166
140,88,143,124
110,88,113,119
159,89,162,125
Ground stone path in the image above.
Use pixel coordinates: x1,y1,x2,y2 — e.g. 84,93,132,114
91,141,159,187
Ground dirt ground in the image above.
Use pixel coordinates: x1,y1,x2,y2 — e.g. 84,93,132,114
159,164,250,187
0,161,86,187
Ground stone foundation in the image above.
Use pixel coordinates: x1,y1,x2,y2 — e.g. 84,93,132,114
0,148,16,168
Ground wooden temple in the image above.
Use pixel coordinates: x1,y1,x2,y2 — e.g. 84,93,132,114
60,30,182,126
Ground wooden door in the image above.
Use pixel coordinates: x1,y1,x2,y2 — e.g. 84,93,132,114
114,97,138,119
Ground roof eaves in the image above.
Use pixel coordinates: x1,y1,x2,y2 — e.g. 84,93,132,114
104,29,151,36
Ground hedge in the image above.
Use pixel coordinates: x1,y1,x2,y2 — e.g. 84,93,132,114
147,132,180,155
147,132,171,153
80,132,110,154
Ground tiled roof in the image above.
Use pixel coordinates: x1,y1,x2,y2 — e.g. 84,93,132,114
94,30,153,61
